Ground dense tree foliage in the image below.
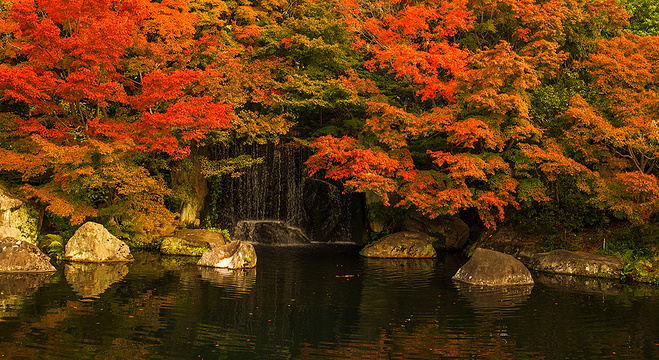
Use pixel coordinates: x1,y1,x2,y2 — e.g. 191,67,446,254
0,0,657,238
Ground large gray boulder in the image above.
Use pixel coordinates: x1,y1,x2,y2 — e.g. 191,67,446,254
233,220,310,245
65,222,133,262
160,229,230,256
0,238,56,272
361,231,437,258
0,189,42,244
198,241,257,269
453,248,534,285
530,250,622,279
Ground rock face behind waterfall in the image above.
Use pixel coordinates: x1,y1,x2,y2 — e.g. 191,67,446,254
210,141,356,243
198,241,257,269
0,238,56,272
0,189,42,245
234,220,311,244
65,222,133,262
453,248,534,286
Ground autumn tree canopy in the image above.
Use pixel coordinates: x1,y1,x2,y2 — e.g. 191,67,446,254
0,0,656,238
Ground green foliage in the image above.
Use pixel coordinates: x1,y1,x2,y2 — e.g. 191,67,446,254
622,0,659,36
205,226,231,241
37,234,65,263
44,213,78,241
597,225,659,282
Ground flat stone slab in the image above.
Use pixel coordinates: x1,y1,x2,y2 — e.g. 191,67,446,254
0,238,56,273
529,250,622,279
361,231,437,258
453,248,534,285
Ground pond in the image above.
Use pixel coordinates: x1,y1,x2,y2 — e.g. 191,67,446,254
1,244,659,359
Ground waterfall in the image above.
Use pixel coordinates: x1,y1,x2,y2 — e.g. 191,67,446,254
209,141,361,243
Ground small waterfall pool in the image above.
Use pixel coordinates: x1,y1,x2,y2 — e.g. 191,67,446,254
2,244,659,359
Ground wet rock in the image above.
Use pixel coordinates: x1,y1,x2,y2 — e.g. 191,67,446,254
529,249,622,279
453,248,534,285
0,238,56,272
361,231,437,258
197,241,257,269
0,189,42,244
400,214,470,250
65,262,130,298
160,229,230,256
234,220,310,244
65,222,133,262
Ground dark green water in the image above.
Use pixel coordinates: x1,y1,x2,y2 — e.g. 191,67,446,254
1,244,659,359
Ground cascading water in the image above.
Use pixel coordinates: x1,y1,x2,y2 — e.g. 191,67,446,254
208,140,362,244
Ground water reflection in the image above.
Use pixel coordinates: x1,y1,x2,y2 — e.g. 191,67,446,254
0,272,53,320
64,262,129,298
2,249,659,359
197,266,256,296
454,281,533,315
534,273,622,295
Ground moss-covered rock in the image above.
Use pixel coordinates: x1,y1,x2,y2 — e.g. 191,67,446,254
361,231,437,258
160,229,229,256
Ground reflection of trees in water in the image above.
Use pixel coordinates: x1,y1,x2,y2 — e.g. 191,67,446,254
2,251,659,359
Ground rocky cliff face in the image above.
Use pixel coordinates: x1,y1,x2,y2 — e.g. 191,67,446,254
0,189,42,245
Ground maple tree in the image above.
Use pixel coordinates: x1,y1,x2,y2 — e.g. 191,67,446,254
0,0,289,236
307,0,635,231
561,33,659,222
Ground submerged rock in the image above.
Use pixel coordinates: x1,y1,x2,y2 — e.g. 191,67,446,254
233,220,310,245
0,238,56,272
65,222,133,262
198,241,257,269
361,231,437,258
453,248,534,285
530,249,622,279
160,229,230,256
